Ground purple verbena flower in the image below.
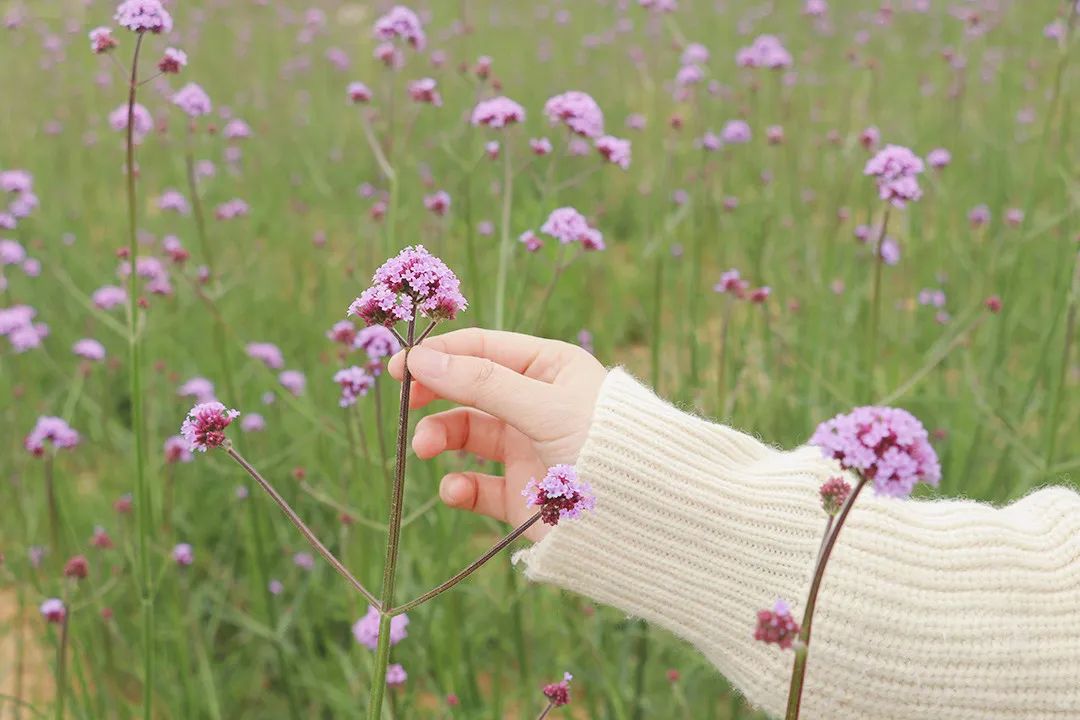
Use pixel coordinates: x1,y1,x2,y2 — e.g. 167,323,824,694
347,245,466,327
114,0,173,34
471,96,526,128
334,366,374,407
754,599,800,649
355,325,401,361
25,416,80,456
595,135,631,169
73,338,106,362
543,91,604,138
40,598,66,623
523,465,595,526
180,402,239,451
810,406,941,497
172,543,193,566
541,672,573,707
386,664,407,687
172,83,212,118
279,370,306,396
352,604,409,649
819,476,852,515
164,435,193,464
373,6,425,51
245,342,285,370
177,377,215,403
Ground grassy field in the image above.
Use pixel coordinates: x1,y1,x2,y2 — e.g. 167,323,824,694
1,0,1077,717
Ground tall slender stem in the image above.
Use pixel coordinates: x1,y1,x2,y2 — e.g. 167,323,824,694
493,145,514,329
389,512,541,616
1043,251,1079,474
45,456,59,554
122,34,155,720
54,600,70,720
225,446,378,606
784,477,869,720
368,315,416,720
866,209,891,400
535,700,556,720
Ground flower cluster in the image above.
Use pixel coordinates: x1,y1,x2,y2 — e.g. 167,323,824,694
25,416,80,456
595,135,631,169
180,402,240,452
543,91,605,138
471,96,526,129
353,604,409,649
40,598,66,624
215,198,249,221
333,366,375,407
89,27,117,54
713,269,770,303
537,207,605,251
423,190,450,217
158,47,186,74
810,406,941,497
864,144,924,208
173,83,212,118
373,6,425,51
542,672,573,707
108,103,153,142
73,338,106,362
347,246,467,327
114,0,173,35
1,168,39,229
1,304,47,353
408,78,441,107
819,476,852,515
736,35,793,69
754,599,800,649
523,465,595,526
245,342,285,370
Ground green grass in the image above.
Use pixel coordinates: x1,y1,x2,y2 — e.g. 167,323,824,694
0,0,1077,718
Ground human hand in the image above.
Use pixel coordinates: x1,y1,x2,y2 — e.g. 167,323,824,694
388,328,607,541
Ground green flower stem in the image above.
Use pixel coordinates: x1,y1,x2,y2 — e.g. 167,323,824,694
493,145,514,329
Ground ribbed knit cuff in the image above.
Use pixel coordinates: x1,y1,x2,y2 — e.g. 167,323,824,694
516,368,836,716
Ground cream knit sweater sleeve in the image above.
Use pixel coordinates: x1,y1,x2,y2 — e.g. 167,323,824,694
517,369,1080,719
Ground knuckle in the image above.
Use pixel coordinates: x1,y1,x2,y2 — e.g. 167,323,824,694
472,358,497,387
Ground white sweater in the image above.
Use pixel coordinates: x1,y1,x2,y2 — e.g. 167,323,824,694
518,370,1080,719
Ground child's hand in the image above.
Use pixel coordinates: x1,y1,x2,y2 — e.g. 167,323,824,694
388,328,607,540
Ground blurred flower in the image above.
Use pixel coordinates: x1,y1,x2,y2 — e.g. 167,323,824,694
164,435,193,464
177,377,215,403
424,190,451,216
1004,208,1024,227
157,189,189,214
92,285,127,310
240,414,265,433
334,366,374,407
754,599,799,649
968,204,990,228
681,42,709,65
214,199,249,220
108,103,153,141
327,320,357,347
736,35,793,69
40,598,66,624
865,145,924,208
595,135,631,169
713,269,749,297
172,543,193,566
279,370,306,396
985,295,1003,313
544,91,604,138
0,239,26,265
926,147,950,169
520,230,543,252
541,672,573,707
294,552,314,570
355,325,401,361
353,604,409,649
64,555,89,580
89,27,117,54
720,120,751,144
408,78,442,107
523,465,595,526
879,237,901,265
180,402,239,451
25,416,80,456
530,137,553,155
373,6,426,51
810,406,941,497
158,47,186,74
73,338,106,362
471,96,526,128
173,83,212,118
386,664,407,686
347,82,372,103
245,342,284,370
268,579,284,595
859,126,880,150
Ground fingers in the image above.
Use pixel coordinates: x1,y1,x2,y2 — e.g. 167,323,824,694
412,408,506,461
389,328,552,380
439,472,506,522
403,345,553,430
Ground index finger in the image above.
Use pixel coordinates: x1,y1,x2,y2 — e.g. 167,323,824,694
388,327,549,380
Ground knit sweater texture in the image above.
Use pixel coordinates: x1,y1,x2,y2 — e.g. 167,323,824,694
517,369,1080,719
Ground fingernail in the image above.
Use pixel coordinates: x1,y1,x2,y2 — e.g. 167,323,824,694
407,346,449,378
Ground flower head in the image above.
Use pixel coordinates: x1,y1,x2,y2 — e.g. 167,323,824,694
408,78,441,107
544,91,605,138
810,406,941,497
158,47,186,74
108,103,153,140
819,476,852,515
373,6,425,51
355,325,401,361
0,239,26,265
25,416,80,456
926,148,951,169
334,366,375,407
471,96,526,129
40,598,66,624
240,413,265,433
520,230,543,252
347,82,372,103
424,190,451,216
681,42,709,65
595,135,631,169
73,338,106,362
523,465,595,526
114,0,173,34
736,34,793,69
164,435,193,464
386,664,408,687
540,207,604,251
245,342,284,370
172,543,193,566
542,672,573,707
348,246,467,327
89,27,117,54
530,137,553,155
864,144,924,208
64,555,89,580
172,83,212,118
180,402,239,451
754,599,800,649
352,604,409,649
177,377,215,403
279,370,306,396
721,120,751,145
